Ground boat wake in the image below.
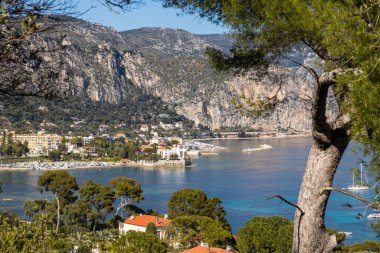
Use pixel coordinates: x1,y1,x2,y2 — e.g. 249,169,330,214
242,144,273,152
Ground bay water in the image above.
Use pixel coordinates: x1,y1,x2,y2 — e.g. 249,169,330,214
0,137,378,244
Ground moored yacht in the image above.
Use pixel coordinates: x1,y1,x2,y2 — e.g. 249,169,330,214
347,163,369,191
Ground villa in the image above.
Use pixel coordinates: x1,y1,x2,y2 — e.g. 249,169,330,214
118,214,171,240
157,144,187,160
181,246,232,253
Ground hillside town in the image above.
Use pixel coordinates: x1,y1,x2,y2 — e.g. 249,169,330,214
0,119,309,170
0,122,239,170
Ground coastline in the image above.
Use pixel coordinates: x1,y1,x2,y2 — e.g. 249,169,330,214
0,161,126,172
0,160,191,171
195,132,311,141
0,132,310,172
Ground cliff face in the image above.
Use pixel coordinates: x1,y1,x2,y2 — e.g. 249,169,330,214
39,18,337,131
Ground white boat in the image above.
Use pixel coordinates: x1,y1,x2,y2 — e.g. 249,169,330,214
1,198,13,202
347,163,369,191
368,213,380,219
242,144,273,152
368,210,380,219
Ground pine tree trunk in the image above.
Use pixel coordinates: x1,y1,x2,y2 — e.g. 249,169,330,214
292,136,349,253
55,194,60,234
292,69,351,253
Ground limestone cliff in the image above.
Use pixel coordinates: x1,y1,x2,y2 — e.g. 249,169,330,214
37,18,337,131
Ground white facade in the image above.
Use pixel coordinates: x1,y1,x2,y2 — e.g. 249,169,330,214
140,124,149,132
83,135,94,145
175,122,183,128
118,215,170,240
157,145,187,160
118,222,168,240
159,122,174,130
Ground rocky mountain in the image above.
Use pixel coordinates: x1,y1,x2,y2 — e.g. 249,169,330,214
8,18,337,131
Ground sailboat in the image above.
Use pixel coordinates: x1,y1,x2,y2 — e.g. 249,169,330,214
347,163,369,191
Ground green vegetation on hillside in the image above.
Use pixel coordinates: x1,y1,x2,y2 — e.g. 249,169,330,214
0,95,190,135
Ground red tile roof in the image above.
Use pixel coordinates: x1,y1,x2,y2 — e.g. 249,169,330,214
181,246,231,253
120,215,171,228
140,145,152,150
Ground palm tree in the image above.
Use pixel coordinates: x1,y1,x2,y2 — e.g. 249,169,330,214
67,232,92,252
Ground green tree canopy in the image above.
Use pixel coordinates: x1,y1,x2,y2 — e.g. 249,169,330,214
112,230,168,253
37,170,78,233
236,216,293,253
145,222,157,235
79,180,116,232
170,215,233,249
24,199,52,220
337,240,380,253
167,188,229,229
70,137,83,146
110,177,144,206
24,199,53,238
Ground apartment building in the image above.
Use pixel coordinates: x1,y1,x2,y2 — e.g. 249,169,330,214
12,133,63,156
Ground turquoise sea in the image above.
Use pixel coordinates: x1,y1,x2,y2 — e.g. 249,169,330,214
0,137,378,244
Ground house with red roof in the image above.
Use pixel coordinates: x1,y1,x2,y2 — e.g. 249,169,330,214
181,245,232,253
118,214,171,240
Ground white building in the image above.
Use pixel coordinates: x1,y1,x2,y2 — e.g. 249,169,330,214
159,122,174,130
99,124,109,134
138,134,146,141
83,135,94,145
118,214,171,240
150,136,169,145
157,144,187,160
140,124,149,132
175,122,183,128
10,133,62,156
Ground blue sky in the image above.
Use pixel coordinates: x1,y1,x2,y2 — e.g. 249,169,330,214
76,0,228,34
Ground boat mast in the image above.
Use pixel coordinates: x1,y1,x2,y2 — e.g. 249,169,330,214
360,163,363,185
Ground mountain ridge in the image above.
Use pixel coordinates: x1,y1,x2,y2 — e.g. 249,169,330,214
2,19,332,132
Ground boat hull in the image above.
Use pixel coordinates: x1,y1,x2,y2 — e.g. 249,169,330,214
347,185,369,191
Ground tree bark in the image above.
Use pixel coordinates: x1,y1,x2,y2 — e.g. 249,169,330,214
55,194,60,234
292,70,350,253
292,138,349,253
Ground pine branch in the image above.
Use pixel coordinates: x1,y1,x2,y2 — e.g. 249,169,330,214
324,187,380,210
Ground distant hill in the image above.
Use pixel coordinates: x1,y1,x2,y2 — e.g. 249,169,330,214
120,27,233,57
0,18,333,132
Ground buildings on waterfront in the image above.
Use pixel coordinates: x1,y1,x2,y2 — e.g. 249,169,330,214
0,121,228,161
11,133,63,156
